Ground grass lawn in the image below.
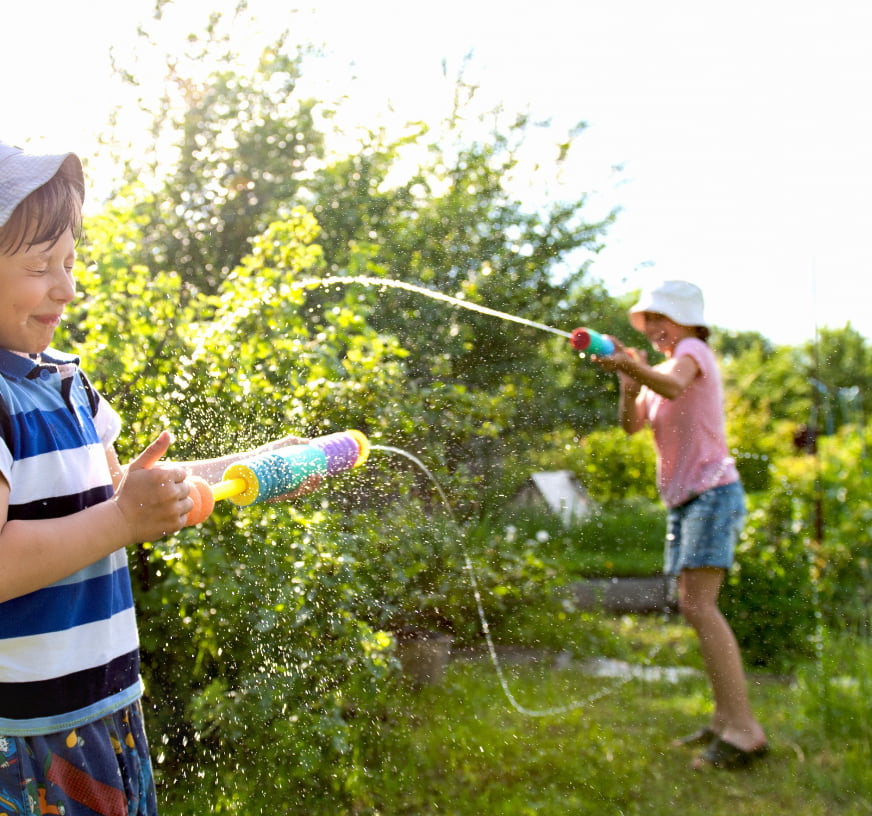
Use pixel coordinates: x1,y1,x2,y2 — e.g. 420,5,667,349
373,614,870,816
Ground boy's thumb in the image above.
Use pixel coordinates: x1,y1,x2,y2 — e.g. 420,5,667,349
128,431,173,472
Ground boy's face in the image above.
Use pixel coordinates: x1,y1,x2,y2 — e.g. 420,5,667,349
0,229,76,353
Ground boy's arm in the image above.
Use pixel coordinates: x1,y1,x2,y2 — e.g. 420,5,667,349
173,435,309,484
168,435,322,500
0,432,191,604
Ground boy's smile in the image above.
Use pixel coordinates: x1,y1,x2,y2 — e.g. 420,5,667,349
0,229,76,354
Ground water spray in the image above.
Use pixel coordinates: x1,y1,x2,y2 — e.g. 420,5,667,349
297,275,619,367
302,275,574,340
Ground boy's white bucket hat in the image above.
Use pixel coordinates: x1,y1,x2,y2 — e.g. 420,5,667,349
629,280,706,332
0,142,84,228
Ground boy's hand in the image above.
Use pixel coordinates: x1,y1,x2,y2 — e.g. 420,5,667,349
114,432,193,542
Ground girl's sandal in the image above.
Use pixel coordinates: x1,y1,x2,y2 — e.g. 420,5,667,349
693,737,770,770
672,727,717,748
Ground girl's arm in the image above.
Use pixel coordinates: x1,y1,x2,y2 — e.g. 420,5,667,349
595,338,700,402
618,372,646,435
595,339,700,435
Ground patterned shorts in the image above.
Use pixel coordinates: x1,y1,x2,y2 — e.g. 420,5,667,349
0,701,157,816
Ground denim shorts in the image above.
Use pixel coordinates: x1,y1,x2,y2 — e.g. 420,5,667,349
664,481,746,575
0,701,157,816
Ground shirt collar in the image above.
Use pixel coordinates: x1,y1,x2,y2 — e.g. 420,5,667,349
0,347,81,379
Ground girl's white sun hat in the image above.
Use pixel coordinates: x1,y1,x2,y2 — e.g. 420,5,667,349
629,280,707,332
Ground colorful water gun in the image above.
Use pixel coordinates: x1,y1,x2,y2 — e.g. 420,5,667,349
569,327,615,356
185,430,370,526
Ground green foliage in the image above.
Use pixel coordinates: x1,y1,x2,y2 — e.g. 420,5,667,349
63,204,413,810
140,512,398,811
319,501,563,648
494,501,664,578
114,34,623,444
809,425,872,625
117,38,328,294
573,426,659,503
58,12,872,807
306,124,622,440
720,487,819,669
795,630,872,800
811,324,872,431
722,425,872,669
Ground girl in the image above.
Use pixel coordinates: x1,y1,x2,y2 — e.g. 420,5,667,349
594,279,768,770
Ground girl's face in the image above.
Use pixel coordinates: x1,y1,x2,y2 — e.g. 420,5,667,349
0,229,77,353
641,312,695,357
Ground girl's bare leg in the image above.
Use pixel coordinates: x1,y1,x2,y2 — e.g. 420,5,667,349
678,567,767,753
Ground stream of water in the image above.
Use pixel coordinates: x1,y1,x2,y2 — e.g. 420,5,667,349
299,275,574,340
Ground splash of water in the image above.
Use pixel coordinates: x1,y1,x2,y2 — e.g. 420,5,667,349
287,275,626,713
298,275,573,340
371,444,629,717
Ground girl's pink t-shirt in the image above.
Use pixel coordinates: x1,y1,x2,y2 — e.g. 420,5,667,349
638,337,739,508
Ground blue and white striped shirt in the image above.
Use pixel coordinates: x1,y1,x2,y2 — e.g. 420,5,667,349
0,347,141,736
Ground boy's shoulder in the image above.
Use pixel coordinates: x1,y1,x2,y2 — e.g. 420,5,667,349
0,348,96,419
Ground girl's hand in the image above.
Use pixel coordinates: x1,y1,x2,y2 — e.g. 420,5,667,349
593,339,648,393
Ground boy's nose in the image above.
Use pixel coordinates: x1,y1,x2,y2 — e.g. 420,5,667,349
51,268,77,303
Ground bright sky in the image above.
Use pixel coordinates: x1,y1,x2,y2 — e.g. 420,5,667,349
5,0,872,346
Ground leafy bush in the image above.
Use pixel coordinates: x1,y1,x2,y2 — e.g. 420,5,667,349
65,200,600,809
61,208,421,811
721,425,872,668
574,426,659,503
720,486,819,669
138,508,398,812
325,500,561,648
489,424,658,508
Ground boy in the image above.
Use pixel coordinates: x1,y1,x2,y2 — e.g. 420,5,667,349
0,142,311,814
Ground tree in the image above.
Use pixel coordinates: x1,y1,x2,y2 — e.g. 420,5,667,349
108,15,328,295
806,324,872,433
108,29,623,485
